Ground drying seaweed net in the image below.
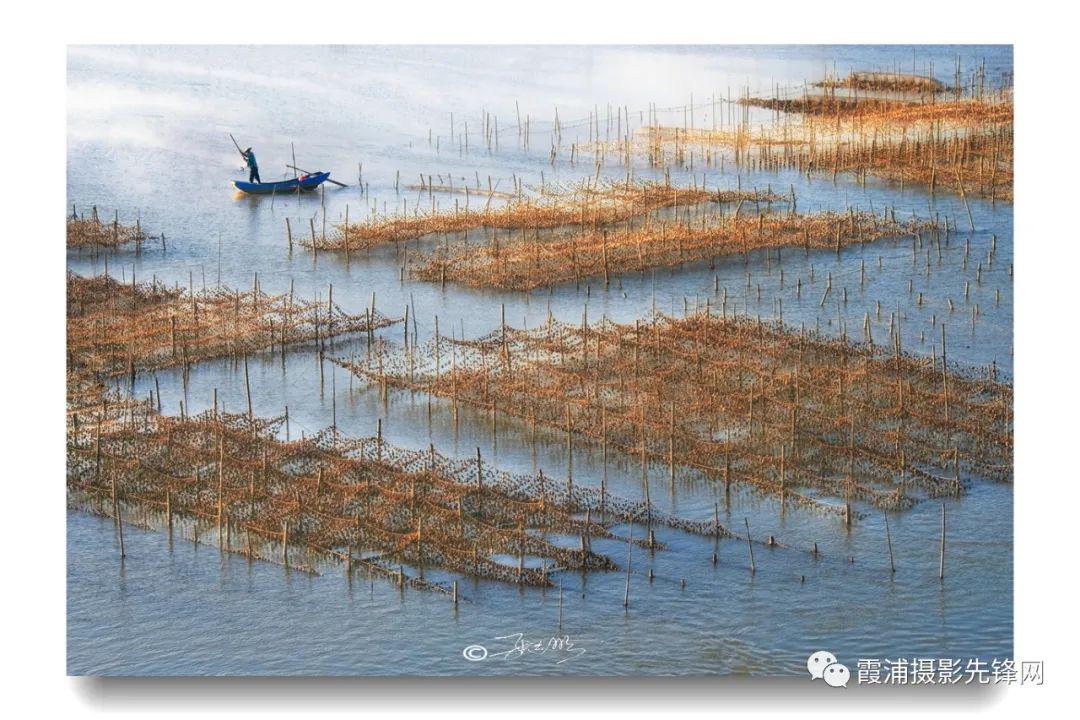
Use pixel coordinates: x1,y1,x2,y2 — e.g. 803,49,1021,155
740,96,1011,125
335,311,1012,520
734,92,1013,201
68,271,743,592
67,272,397,379
65,265,759,594
411,207,934,291
308,178,776,253
67,208,160,250
773,124,1010,202
588,92,1012,202
647,120,1011,202
813,71,948,94
68,369,153,439
67,399,732,589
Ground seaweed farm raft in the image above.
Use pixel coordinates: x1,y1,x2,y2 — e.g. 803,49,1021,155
410,207,934,291
67,272,397,379
67,402,748,590
304,178,777,254
336,311,1012,520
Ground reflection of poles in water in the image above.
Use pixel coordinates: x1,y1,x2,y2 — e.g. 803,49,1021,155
712,503,720,566
939,503,946,580
557,578,563,628
623,520,632,609
884,509,896,575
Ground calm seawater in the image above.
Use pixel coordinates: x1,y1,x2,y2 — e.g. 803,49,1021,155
67,44,1013,676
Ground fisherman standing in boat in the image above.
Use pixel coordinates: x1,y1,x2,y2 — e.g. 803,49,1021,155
241,147,261,184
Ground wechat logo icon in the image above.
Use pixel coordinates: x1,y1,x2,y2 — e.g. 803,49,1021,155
807,650,850,688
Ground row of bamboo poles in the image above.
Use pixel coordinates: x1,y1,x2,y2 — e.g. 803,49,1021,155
410,207,934,291
67,274,784,593
335,310,1012,521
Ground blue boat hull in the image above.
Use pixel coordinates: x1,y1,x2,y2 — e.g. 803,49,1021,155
233,171,331,195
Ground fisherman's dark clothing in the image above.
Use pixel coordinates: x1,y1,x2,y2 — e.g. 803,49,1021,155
243,151,261,184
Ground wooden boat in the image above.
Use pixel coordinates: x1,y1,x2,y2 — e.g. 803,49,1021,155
233,171,331,195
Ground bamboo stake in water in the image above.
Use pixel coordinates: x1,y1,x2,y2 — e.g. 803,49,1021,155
282,520,289,567
558,579,564,628
623,520,633,609
110,467,126,558
244,355,253,420
744,518,756,575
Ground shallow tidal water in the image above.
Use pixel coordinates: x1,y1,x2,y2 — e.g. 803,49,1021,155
67,44,1013,676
